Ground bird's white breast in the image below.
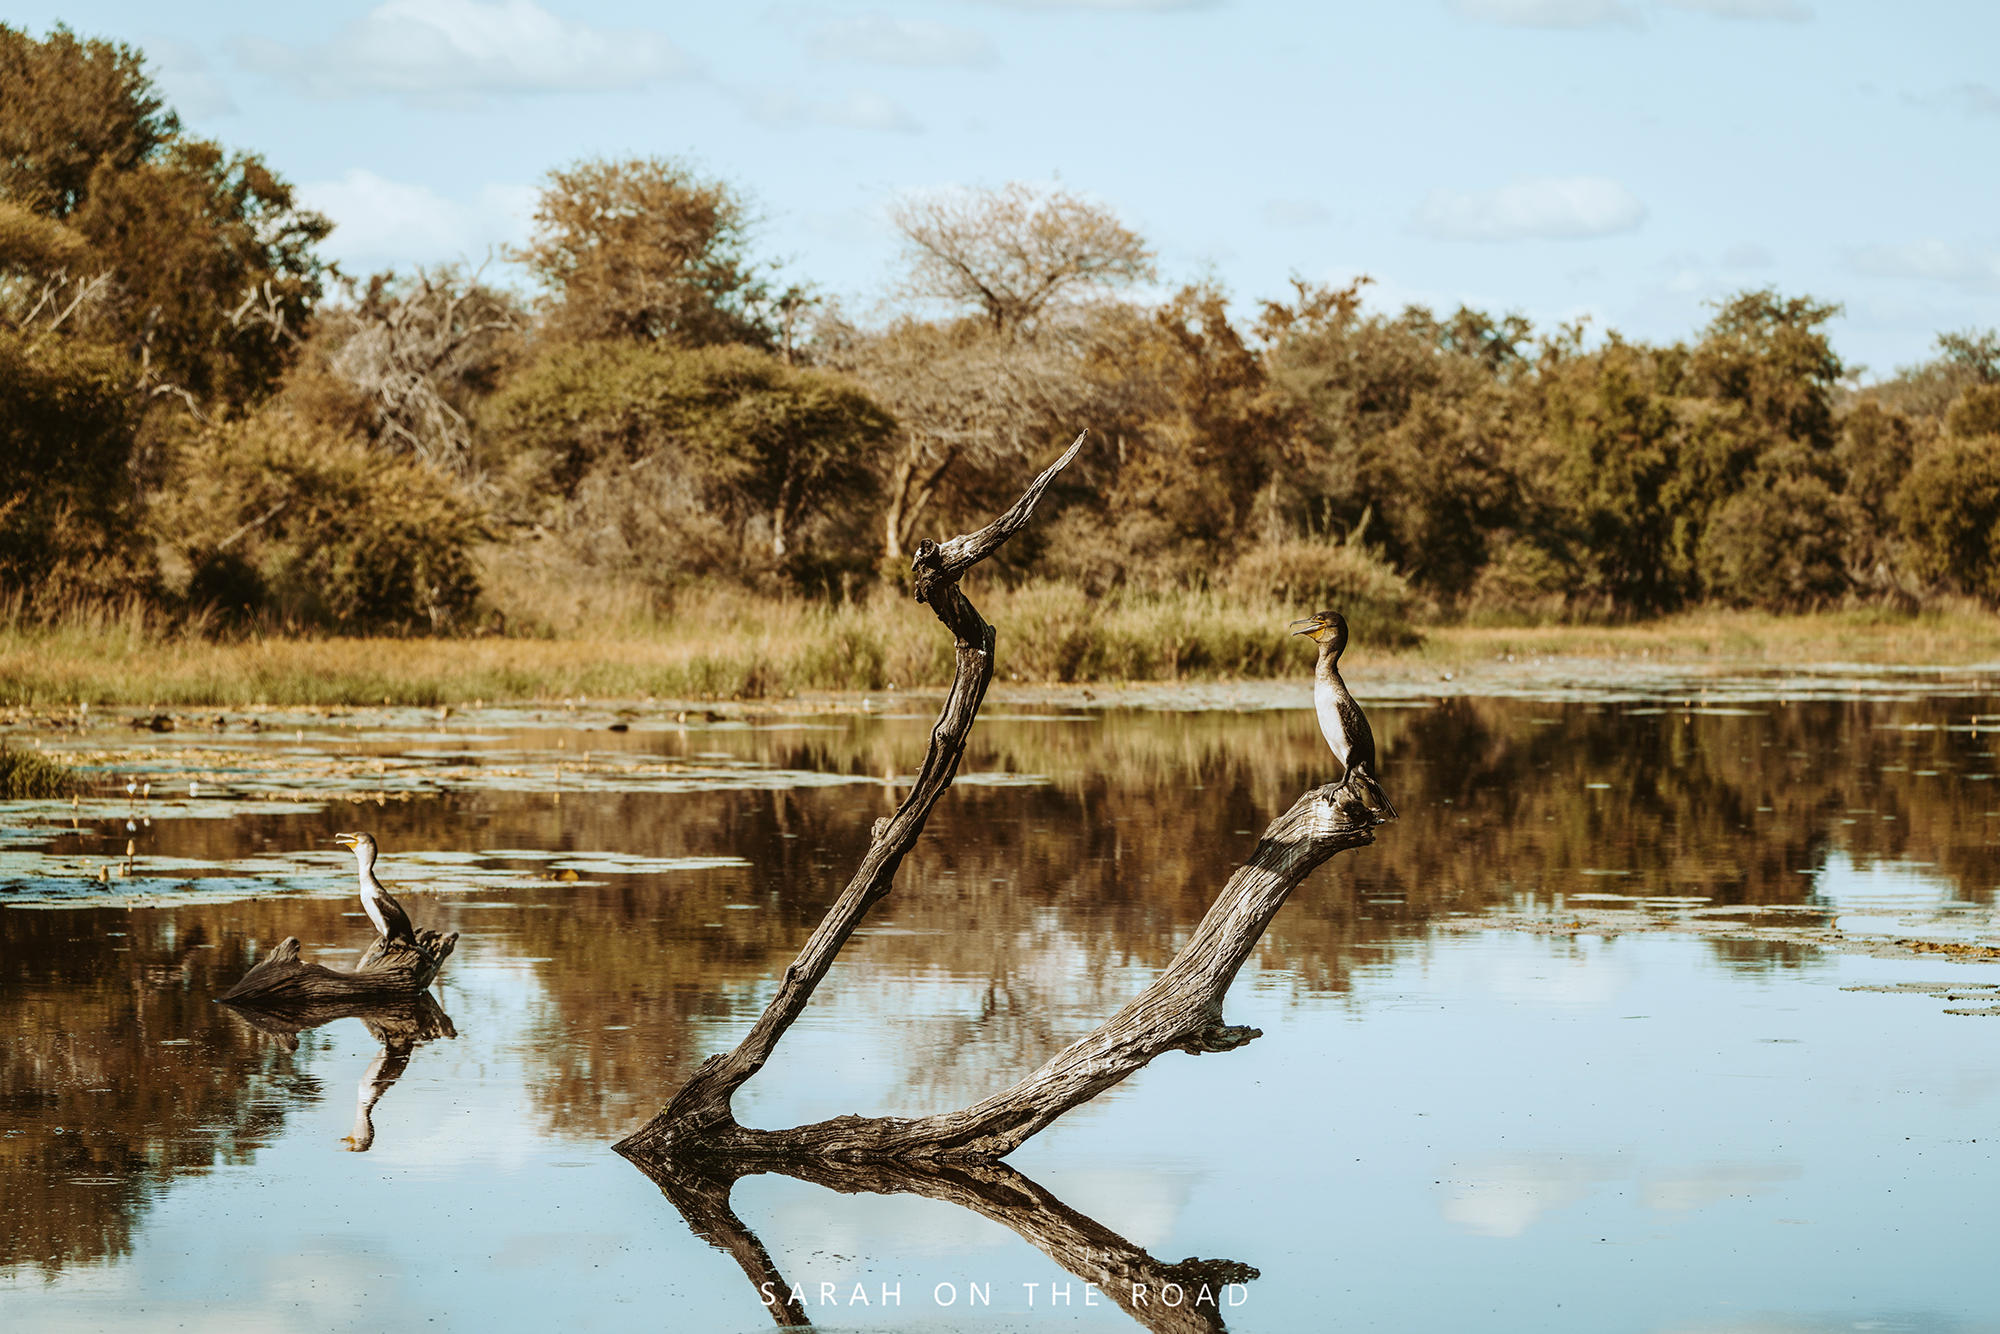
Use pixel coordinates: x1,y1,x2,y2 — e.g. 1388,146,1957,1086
1314,674,1350,771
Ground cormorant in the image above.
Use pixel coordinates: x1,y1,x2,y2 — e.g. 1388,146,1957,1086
1290,609,1396,819
332,832,417,947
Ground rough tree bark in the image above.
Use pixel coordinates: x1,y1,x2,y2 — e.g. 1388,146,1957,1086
616,430,1390,1162
215,927,457,1007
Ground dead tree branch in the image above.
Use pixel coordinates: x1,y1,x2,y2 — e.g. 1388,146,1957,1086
617,432,1089,1157
215,926,457,1007
618,429,1386,1162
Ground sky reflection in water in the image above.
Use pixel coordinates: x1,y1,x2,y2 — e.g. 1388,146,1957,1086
1,693,1997,1333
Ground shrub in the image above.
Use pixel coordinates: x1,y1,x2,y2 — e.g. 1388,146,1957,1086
1895,435,2000,601
1224,536,1416,644
161,412,486,631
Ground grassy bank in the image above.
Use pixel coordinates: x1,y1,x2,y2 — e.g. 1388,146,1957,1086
2,590,1997,708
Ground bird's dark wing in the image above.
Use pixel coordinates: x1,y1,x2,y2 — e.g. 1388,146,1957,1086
1332,683,1377,770
374,886,417,944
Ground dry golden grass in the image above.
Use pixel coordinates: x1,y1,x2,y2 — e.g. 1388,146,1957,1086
1,588,1995,707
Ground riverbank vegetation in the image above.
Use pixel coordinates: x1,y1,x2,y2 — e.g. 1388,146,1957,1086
5,26,1999,700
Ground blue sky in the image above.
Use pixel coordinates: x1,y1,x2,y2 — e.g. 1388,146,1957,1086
15,0,1998,376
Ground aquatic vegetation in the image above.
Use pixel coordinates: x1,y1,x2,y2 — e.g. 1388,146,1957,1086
0,746,79,797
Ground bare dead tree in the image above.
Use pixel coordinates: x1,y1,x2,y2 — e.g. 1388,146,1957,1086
321,266,525,473
615,432,1389,1163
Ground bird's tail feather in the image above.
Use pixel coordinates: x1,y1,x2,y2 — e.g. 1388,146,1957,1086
1348,763,1398,824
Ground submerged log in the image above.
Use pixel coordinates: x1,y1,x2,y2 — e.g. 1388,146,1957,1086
216,927,457,1006
616,431,1393,1164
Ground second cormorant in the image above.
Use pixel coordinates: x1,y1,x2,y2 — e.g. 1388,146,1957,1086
1290,609,1397,820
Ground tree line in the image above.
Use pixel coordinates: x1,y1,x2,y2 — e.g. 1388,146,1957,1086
4,24,1997,635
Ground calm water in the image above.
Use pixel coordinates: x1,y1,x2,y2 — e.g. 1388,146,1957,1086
2,685,1999,1333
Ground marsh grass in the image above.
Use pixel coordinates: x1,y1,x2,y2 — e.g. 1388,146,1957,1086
0,746,81,797
1,587,1995,708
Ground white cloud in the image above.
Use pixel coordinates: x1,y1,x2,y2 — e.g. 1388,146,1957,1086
1721,242,1774,267
1943,82,2000,117
145,38,234,118
1439,1155,1626,1238
809,16,996,66
748,88,923,133
299,169,536,268
1847,240,2000,291
1659,0,1812,19
235,0,691,108
1410,174,1647,241
1262,199,1331,227
1446,0,1641,29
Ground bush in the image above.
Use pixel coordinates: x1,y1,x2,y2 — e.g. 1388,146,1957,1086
0,333,152,608
161,412,487,631
1697,463,1850,609
1224,537,1416,644
1895,434,2000,601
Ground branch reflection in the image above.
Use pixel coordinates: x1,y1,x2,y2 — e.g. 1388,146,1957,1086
622,1149,1255,1333
219,992,456,1152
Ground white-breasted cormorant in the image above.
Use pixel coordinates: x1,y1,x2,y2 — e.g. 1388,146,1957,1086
332,831,417,946
1290,609,1397,819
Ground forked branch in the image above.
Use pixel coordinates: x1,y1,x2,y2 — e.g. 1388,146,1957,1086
617,429,1388,1163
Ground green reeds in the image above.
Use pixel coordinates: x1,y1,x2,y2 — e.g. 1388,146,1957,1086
0,747,80,798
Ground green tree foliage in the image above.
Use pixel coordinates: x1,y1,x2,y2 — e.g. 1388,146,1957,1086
1258,283,1527,597
512,156,770,349
0,26,329,417
1895,386,2000,601
70,139,330,412
159,411,486,631
0,24,175,218
0,331,146,606
490,341,892,586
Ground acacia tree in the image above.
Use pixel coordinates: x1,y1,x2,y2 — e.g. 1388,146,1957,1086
832,184,1155,572
490,341,891,579
888,182,1154,338
511,156,771,348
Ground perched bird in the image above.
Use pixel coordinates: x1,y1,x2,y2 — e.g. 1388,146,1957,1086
1289,609,1396,820
332,832,417,947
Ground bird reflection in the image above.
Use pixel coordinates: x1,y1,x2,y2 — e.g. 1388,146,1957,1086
218,992,456,1153
621,1149,1256,1334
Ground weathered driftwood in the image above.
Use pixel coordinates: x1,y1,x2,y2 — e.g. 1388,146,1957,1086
215,927,457,1006
631,1154,1255,1334
617,431,1390,1163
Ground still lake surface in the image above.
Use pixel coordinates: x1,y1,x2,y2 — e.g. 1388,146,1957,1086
2,676,1999,1333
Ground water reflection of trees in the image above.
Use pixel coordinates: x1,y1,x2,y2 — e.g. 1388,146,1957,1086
6,696,1996,1269
0,907,320,1274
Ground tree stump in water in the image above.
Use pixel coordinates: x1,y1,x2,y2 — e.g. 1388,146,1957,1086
216,928,456,1006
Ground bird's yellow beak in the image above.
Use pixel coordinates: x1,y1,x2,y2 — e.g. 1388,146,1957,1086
332,833,358,848
1288,617,1319,636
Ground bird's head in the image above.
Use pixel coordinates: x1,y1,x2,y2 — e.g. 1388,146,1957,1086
1288,609,1349,653
333,832,377,861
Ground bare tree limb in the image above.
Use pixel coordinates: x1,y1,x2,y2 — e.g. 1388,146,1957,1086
617,432,1088,1157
